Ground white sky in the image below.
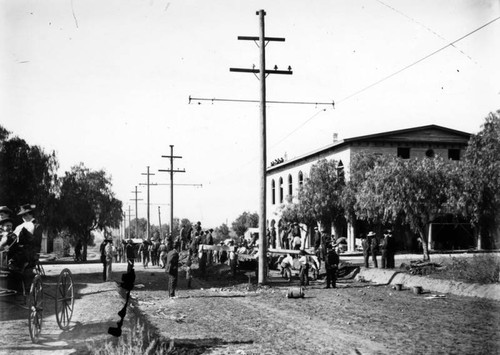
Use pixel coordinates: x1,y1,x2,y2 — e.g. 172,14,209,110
1,0,499,228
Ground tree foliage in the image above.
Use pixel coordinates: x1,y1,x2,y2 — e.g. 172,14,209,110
355,155,461,260
295,159,345,229
0,125,60,229
232,211,258,237
214,223,230,243
459,110,500,246
59,163,122,260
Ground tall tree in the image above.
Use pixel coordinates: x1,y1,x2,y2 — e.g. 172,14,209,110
459,110,500,248
214,223,230,243
294,159,345,232
232,211,259,237
0,126,60,230
355,156,460,260
59,163,122,260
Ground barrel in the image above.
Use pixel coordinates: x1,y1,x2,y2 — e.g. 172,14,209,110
287,287,305,299
394,283,403,291
412,286,423,294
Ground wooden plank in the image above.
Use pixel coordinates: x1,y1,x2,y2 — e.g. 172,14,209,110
268,248,315,255
199,244,236,252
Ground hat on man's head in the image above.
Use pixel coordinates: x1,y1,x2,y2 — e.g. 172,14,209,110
0,216,13,225
0,206,13,215
367,231,376,237
314,226,318,230
384,229,393,235
18,204,36,216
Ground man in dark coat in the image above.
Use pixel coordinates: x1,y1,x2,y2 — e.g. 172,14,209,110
383,229,396,269
361,233,370,268
324,243,339,288
13,204,43,268
165,245,179,298
125,238,135,273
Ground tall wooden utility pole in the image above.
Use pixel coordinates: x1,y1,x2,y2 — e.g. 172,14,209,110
159,145,185,236
130,186,143,238
127,205,132,238
158,206,162,239
230,9,292,285
140,166,155,241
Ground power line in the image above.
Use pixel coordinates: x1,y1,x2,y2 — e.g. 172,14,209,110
338,16,500,103
374,0,473,61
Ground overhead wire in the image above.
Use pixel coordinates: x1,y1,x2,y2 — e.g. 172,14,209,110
337,16,500,104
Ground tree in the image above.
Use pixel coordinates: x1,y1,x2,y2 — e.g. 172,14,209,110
355,156,460,261
127,218,148,239
59,163,122,260
214,223,230,243
459,110,500,248
0,126,60,231
294,159,345,233
232,211,259,237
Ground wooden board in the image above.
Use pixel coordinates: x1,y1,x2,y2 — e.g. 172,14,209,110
199,244,236,252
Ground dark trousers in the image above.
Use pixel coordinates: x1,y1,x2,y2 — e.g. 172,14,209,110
381,249,387,269
127,258,134,274
167,274,178,297
326,267,337,288
371,250,378,268
299,265,309,286
387,251,395,269
102,261,107,281
363,251,369,268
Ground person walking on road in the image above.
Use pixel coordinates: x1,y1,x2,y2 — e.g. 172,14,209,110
105,239,113,281
100,238,109,281
125,238,135,274
165,244,179,298
369,231,379,268
324,243,339,288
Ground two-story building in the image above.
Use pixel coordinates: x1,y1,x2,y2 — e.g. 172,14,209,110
266,124,472,252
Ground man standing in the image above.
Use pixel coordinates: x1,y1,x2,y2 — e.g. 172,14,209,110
324,243,339,288
100,238,109,282
368,231,379,268
125,238,135,273
298,250,310,286
361,233,370,268
165,244,179,298
13,204,43,268
385,229,396,269
105,238,113,281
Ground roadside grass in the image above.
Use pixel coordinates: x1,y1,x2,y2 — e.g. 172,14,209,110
88,319,175,355
428,254,500,284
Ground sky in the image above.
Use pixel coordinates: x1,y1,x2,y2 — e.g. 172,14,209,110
1,0,499,228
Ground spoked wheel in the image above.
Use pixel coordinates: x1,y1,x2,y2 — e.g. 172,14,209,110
55,268,74,330
28,274,44,343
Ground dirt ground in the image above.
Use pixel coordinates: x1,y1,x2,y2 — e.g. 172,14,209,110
1,255,499,355
130,258,500,355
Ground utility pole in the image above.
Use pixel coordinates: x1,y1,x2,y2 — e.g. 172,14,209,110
230,9,292,285
159,145,185,237
158,206,162,240
130,186,143,238
140,166,155,241
127,206,132,239
122,212,126,241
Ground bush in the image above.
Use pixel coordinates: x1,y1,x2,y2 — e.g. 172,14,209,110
432,254,500,284
88,319,173,355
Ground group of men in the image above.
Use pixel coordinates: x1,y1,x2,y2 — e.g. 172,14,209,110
0,204,42,272
361,229,396,269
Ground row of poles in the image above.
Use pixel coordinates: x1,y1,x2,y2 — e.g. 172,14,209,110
121,145,201,242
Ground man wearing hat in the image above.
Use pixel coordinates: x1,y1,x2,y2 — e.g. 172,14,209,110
13,204,43,268
381,229,396,269
369,231,379,268
165,242,179,298
324,242,339,288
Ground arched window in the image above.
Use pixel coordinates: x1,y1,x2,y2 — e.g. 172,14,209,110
271,179,276,205
298,171,304,188
279,177,284,203
288,174,293,197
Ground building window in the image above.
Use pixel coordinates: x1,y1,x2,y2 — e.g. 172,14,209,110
279,177,284,203
337,160,345,182
288,174,293,197
397,147,410,159
448,149,460,161
425,149,435,158
271,179,276,205
298,171,304,187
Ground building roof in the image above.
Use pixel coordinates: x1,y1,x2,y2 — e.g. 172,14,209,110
267,124,471,173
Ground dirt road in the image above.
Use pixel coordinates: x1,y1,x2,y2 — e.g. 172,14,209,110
133,263,500,355
1,259,499,354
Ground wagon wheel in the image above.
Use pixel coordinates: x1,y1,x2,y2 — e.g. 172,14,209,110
55,268,74,330
28,274,43,343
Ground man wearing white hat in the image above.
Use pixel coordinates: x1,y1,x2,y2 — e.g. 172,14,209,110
14,204,42,268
